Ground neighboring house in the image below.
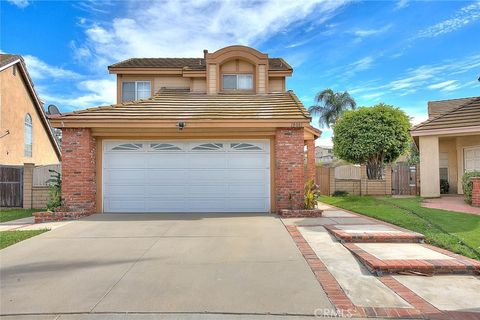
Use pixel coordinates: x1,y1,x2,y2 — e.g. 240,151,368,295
48,46,320,215
315,145,335,164
0,54,61,165
411,97,480,197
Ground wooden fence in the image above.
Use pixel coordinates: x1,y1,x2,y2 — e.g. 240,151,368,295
0,166,24,207
33,164,61,186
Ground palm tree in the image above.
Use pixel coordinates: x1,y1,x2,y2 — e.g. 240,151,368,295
308,89,356,128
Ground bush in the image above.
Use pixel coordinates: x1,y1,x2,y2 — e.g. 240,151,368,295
462,171,480,204
440,179,449,194
304,179,321,209
46,169,61,211
332,190,349,197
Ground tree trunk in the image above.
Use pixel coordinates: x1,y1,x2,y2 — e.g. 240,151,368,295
366,159,384,180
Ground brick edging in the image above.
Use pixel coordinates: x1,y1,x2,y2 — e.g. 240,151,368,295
323,224,424,243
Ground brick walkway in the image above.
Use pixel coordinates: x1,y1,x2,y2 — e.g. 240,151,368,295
422,195,480,216
283,203,480,319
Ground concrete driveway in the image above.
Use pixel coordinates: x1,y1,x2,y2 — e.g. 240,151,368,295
0,213,332,317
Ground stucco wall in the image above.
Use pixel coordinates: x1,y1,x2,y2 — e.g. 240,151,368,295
269,78,284,92
191,78,207,93
0,65,59,165
419,136,440,197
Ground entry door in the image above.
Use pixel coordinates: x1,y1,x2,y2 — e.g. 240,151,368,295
103,140,270,213
465,146,480,172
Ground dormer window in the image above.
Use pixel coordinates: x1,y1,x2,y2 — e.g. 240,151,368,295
222,74,253,91
122,81,151,102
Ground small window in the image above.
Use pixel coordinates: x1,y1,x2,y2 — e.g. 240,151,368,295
150,143,182,151
222,74,253,90
24,113,32,157
230,143,262,151
122,81,151,102
112,143,143,151
192,143,223,151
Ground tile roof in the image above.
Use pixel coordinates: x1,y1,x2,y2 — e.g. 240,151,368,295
49,90,310,121
427,97,477,118
411,97,480,133
109,57,292,71
0,54,22,69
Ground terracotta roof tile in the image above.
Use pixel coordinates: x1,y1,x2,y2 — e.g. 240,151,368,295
50,91,310,121
427,97,477,118
109,57,292,71
411,97,480,133
0,54,22,69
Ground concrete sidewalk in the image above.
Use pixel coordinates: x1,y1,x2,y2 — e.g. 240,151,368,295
0,216,71,232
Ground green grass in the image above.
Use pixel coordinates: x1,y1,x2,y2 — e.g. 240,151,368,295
0,208,42,223
0,230,48,249
320,195,480,260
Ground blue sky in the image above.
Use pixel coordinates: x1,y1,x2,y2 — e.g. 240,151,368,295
2,0,480,146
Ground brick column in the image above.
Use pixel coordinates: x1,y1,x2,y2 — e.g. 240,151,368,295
472,177,480,207
22,163,34,209
305,139,316,182
61,128,96,214
275,128,304,211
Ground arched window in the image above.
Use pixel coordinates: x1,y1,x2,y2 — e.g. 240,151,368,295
24,113,32,157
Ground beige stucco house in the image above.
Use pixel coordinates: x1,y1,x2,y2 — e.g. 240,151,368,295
47,45,320,217
411,97,480,197
0,54,61,165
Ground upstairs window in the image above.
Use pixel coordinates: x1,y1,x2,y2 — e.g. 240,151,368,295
122,81,151,102
24,113,32,157
222,74,253,90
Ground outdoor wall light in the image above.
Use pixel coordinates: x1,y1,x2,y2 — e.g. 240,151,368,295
177,122,186,130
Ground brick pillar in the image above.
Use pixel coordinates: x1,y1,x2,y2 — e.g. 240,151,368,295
472,177,480,207
22,163,34,209
61,128,96,214
275,128,304,211
305,139,316,182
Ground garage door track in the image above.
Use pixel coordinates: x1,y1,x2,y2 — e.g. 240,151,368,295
0,213,332,316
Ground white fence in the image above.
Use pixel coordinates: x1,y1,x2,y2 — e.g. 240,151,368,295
33,164,61,186
334,165,361,180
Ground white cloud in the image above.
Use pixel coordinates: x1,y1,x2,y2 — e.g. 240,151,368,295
427,80,457,90
6,0,29,8
23,55,81,80
38,78,116,110
78,0,349,68
395,0,409,10
417,2,480,38
350,24,392,40
351,56,374,71
361,92,383,100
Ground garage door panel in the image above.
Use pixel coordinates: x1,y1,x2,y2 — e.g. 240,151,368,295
104,154,146,168
105,169,145,185
227,154,268,168
103,140,270,213
145,154,188,168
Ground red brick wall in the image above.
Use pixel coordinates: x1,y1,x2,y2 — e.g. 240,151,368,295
61,128,96,214
275,128,304,211
472,177,480,207
305,139,315,182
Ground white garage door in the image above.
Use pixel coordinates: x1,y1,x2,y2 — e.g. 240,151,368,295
103,140,270,213
465,146,480,172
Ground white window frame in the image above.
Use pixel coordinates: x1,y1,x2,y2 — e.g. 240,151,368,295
464,145,480,173
122,80,151,102
24,113,32,157
222,74,253,91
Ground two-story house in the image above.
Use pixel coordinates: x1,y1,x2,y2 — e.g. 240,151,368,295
48,45,320,216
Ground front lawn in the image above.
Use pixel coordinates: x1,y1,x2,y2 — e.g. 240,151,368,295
0,208,42,223
320,196,480,260
0,230,48,249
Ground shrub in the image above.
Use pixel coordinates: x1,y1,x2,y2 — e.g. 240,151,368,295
462,171,480,204
332,190,349,197
304,179,321,210
440,179,449,194
46,169,61,211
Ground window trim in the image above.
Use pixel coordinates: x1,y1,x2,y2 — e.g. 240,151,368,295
24,113,32,157
121,80,151,102
221,73,254,91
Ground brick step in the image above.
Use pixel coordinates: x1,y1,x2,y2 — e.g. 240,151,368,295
324,224,425,243
344,243,480,276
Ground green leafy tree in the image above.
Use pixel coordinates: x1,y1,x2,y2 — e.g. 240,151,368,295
308,88,356,128
333,103,411,179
